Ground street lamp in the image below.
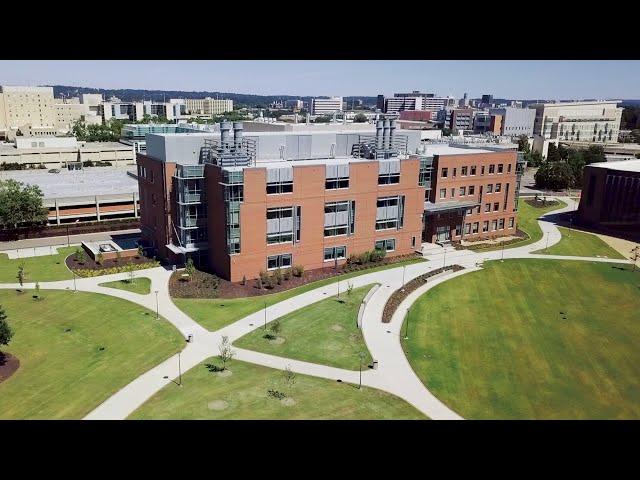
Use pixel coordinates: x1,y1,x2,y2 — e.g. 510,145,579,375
442,247,447,269
501,239,505,262
404,307,410,339
66,224,70,247
264,301,267,330
73,270,77,292
178,351,182,386
545,230,550,252
401,265,406,291
358,352,366,390
155,290,159,319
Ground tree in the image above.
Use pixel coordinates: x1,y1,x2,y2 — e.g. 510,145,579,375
270,319,281,337
282,366,296,392
0,180,48,229
353,113,368,123
96,252,104,265
527,150,543,167
127,263,135,284
313,115,332,123
0,305,13,351
534,161,573,190
517,135,530,153
546,143,561,162
218,335,234,370
185,257,195,280
137,245,145,258
34,281,41,300
441,128,452,137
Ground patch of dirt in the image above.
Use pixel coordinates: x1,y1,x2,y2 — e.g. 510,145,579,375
0,352,20,383
207,400,229,411
382,265,465,323
281,397,296,406
216,369,233,378
331,324,345,332
170,253,424,300
268,336,286,345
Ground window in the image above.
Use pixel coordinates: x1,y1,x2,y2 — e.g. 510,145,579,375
461,166,468,176
498,218,505,230
466,207,473,215
481,166,485,175
266,167,294,194
266,207,294,244
470,166,477,176
378,160,400,185
472,222,479,234
453,168,457,177
487,184,493,194
411,236,416,248
483,221,489,232
495,183,502,193
267,253,292,270
441,167,448,178
326,163,349,189
375,238,396,252
493,202,499,211
489,164,495,174
508,163,512,173
451,188,455,198
497,164,504,174
491,220,497,231
376,196,405,230
485,203,491,213
439,188,446,199
149,170,154,183
324,246,346,262
469,185,475,195
464,223,471,234
508,218,514,228
324,201,355,237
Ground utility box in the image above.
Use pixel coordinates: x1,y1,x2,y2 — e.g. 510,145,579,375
372,360,378,370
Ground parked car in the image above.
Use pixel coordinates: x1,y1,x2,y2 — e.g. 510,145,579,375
48,169,61,173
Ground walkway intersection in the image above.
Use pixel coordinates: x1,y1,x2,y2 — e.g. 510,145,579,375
0,197,632,420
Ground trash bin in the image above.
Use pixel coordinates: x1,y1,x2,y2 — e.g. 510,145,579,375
372,360,378,370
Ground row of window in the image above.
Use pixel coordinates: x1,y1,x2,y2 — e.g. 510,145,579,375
441,163,511,178
463,217,515,234
266,173,401,194
266,238,401,270
439,182,505,200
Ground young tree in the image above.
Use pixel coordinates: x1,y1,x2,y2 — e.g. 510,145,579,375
34,281,40,299
270,319,281,337
218,335,235,371
185,257,195,281
127,263,135,283
282,366,296,392
137,245,145,258
115,250,122,264
17,264,25,290
96,252,104,265
517,135,530,153
0,305,13,351
353,113,368,123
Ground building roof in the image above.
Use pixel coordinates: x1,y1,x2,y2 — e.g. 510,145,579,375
420,144,495,155
0,167,138,199
588,160,640,173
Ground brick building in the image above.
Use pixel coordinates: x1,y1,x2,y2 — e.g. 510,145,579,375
137,119,524,281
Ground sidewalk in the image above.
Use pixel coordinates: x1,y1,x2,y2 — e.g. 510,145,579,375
0,228,141,251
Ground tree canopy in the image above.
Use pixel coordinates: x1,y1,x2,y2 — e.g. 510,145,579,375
0,179,48,229
0,305,13,349
353,113,368,123
535,145,605,190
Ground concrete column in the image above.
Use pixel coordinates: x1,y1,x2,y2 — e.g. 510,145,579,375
96,196,101,221
133,193,139,218
55,199,61,225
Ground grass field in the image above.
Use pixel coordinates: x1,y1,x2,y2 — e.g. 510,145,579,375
129,358,426,420
0,289,183,419
0,246,76,283
234,284,375,370
533,227,626,259
174,257,426,331
99,277,152,295
401,259,640,419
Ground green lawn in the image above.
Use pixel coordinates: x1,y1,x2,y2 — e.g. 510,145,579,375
533,227,626,259
0,289,183,419
99,277,152,295
129,358,426,420
0,246,76,283
234,284,375,370
401,259,640,419
174,257,426,331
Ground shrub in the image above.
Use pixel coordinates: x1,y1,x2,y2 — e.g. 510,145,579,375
347,254,358,265
242,275,247,286
255,277,263,290
273,268,283,285
259,270,269,284
96,252,104,265
283,268,291,281
357,251,371,265
292,265,304,277
73,261,160,278
264,275,275,289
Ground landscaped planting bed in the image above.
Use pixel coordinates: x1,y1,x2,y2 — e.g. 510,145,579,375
66,248,159,277
381,265,464,323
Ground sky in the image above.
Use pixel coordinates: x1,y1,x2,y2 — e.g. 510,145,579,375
0,60,638,99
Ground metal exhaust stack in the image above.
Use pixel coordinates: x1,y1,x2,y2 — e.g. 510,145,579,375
382,119,390,151
388,117,396,149
220,121,232,151
376,119,384,149
233,121,243,150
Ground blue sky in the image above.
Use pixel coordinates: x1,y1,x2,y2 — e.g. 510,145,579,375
0,60,638,99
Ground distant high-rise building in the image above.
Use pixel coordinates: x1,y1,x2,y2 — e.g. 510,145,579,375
310,97,343,115
185,97,233,116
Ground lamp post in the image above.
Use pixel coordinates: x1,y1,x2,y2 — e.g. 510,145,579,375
442,247,447,269
545,231,550,252
501,239,505,262
66,224,70,247
358,352,366,390
404,307,410,339
178,351,182,386
155,290,159,319
401,265,406,291
73,270,77,292
264,301,267,330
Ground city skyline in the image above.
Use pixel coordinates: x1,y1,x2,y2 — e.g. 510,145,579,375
0,60,638,99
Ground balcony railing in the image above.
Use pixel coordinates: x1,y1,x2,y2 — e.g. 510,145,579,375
178,192,202,204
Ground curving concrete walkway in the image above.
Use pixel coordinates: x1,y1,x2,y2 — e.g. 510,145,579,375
1,196,633,420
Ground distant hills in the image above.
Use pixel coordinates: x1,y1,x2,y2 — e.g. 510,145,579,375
49,85,378,107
